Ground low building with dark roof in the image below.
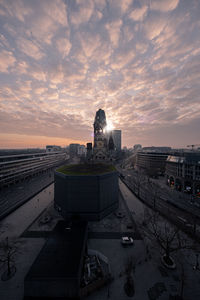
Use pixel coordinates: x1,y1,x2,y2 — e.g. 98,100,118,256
24,220,88,299
54,164,119,221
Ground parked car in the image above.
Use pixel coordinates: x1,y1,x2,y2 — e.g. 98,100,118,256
121,236,134,246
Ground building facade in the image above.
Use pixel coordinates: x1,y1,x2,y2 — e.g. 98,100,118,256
77,145,86,157
112,130,121,152
69,143,80,157
46,145,61,152
136,152,168,177
142,146,171,153
86,143,92,160
134,144,142,152
165,152,200,195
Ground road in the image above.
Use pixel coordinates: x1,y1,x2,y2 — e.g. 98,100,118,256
119,179,145,223
122,168,200,217
0,183,54,239
119,176,200,239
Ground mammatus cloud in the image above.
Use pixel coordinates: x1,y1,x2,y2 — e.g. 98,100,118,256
0,0,200,148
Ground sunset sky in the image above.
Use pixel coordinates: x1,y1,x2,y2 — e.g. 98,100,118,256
0,0,200,149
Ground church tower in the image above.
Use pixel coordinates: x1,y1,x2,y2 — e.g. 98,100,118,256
93,109,108,161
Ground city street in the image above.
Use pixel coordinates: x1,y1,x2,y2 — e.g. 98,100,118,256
118,167,200,238
119,178,200,300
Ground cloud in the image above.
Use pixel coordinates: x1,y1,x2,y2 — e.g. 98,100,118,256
40,0,68,27
0,0,32,22
151,0,179,12
78,31,102,58
143,13,168,40
70,0,94,26
120,0,133,13
107,0,133,17
0,33,10,48
33,87,48,95
12,60,29,74
105,20,122,48
0,50,16,72
0,0,200,148
25,16,58,45
123,25,135,42
17,37,44,60
94,0,106,11
28,63,47,81
129,5,148,21
7,0,68,45
111,47,135,70
56,37,71,58
48,64,64,84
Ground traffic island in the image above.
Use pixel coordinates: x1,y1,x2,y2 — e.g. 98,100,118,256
161,255,176,269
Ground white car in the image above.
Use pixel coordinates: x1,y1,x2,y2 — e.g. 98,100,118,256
121,236,134,246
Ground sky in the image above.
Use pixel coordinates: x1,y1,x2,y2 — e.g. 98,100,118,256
0,0,200,149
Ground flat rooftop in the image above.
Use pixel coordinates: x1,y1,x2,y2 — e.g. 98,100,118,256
56,163,116,175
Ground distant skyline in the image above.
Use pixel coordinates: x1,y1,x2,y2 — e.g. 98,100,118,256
0,0,200,148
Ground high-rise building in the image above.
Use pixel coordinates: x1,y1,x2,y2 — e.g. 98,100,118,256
86,143,92,160
77,145,86,156
111,130,121,151
69,143,80,157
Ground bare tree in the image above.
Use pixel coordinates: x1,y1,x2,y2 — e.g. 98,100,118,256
142,211,191,267
0,237,18,280
130,170,146,198
123,256,135,297
147,180,161,209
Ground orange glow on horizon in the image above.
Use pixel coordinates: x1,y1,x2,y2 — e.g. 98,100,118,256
0,133,88,149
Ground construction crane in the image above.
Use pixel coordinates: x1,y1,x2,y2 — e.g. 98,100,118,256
187,144,200,150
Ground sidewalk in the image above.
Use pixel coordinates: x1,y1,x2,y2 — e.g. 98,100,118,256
119,179,200,300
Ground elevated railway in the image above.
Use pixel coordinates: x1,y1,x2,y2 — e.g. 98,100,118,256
0,151,69,189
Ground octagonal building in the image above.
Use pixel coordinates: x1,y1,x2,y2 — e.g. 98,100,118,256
54,163,119,221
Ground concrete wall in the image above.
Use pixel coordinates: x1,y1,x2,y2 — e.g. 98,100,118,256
54,171,118,221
